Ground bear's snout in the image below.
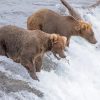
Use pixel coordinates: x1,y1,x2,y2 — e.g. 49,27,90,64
59,51,66,58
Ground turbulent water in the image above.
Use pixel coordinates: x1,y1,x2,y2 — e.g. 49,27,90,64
0,0,100,100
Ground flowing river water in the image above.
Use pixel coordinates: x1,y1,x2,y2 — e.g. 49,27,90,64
0,0,100,100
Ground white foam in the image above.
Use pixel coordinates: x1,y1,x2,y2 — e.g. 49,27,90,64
0,0,100,100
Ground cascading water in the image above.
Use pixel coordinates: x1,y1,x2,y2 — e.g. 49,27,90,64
0,0,100,100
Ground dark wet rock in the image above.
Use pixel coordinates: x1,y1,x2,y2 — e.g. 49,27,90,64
0,71,43,98
42,55,59,72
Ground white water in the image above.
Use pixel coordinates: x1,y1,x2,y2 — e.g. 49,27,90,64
0,0,100,100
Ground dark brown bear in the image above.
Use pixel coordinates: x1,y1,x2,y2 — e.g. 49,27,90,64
0,25,67,80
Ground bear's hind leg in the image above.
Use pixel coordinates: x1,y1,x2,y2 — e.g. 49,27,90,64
0,45,7,56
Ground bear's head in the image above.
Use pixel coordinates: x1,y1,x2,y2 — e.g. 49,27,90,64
49,34,67,59
75,20,97,44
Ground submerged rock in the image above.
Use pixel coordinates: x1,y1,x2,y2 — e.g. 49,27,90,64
0,71,43,98
42,55,59,72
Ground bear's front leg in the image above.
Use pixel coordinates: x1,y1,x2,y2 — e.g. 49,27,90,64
67,37,70,47
30,63,39,81
20,54,39,81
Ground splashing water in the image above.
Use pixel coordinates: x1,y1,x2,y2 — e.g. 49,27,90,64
0,0,100,100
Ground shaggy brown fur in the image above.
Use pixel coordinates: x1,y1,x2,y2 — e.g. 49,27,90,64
0,25,67,80
27,9,97,46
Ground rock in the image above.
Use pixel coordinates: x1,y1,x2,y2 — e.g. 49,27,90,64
0,71,43,98
42,54,59,72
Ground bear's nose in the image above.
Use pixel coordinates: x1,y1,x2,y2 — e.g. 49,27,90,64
62,55,66,58
92,40,97,44
59,52,66,58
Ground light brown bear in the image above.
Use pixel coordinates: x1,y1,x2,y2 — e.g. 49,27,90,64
0,25,67,80
27,9,97,46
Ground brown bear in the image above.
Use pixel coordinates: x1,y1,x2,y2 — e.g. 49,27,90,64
27,9,97,46
0,25,67,80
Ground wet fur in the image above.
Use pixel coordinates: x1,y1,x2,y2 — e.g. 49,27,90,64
0,25,67,80
27,9,97,46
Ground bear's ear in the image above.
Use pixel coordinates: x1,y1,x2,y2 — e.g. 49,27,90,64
62,36,67,46
50,34,58,43
79,20,92,30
